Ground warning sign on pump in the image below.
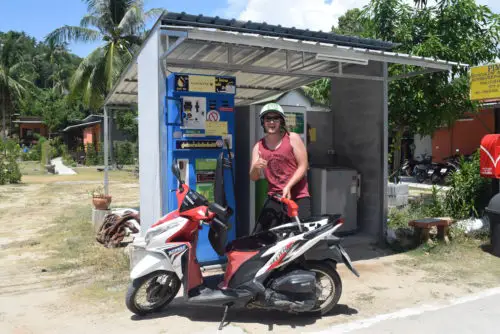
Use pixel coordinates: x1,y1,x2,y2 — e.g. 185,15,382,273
206,121,228,136
470,63,500,101
181,97,206,130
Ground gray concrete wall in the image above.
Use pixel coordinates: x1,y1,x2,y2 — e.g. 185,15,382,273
330,61,385,238
307,111,335,167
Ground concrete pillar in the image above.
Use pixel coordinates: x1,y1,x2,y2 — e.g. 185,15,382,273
109,109,114,167
330,61,385,238
104,106,109,195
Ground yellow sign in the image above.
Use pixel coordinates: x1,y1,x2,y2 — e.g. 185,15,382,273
309,127,317,142
470,63,500,101
205,121,228,136
189,75,216,93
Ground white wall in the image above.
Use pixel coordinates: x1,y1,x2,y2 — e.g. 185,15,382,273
276,90,329,112
413,134,432,160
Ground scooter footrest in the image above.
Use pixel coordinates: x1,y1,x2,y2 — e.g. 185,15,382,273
188,288,252,307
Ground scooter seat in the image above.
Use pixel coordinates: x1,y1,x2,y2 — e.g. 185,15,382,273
225,231,278,252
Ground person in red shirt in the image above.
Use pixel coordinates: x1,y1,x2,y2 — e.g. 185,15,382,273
249,102,311,232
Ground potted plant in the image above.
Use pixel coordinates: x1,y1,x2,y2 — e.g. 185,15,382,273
89,185,112,210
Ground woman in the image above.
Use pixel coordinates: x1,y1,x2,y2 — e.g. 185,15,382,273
249,102,311,232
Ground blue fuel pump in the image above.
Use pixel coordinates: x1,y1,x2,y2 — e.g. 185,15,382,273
163,72,237,265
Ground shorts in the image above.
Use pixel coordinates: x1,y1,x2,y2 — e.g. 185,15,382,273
253,196,311,233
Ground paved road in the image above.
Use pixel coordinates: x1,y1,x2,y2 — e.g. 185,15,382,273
317,287,500,334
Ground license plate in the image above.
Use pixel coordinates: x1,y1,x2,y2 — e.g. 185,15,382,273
428,170,434,175
440,168,447,173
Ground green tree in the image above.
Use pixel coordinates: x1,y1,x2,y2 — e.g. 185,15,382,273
45,0,163,110
0,32,36,139
332,8,372,38
305,0,500,173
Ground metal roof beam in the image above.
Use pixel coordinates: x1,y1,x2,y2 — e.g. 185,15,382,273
389,68,443,81
106,104,137,109
237,85,286,92
185,29,455,71
165,58,384,81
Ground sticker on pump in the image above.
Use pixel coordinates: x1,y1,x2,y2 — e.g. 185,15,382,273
206,110,220,121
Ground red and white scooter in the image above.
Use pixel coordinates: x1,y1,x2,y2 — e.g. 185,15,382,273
126,160,359,329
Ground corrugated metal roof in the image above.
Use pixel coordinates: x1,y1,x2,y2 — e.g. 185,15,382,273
162,11,397,51
62,120,101,132
104,11,466,108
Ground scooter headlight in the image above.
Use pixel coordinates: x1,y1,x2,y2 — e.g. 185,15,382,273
144,222,180,244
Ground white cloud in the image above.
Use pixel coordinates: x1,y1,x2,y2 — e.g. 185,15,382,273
218,0,500,33
234,0,370,32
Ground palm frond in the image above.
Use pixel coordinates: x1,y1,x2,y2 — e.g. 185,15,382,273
45,26,102,45
118,5,143,34
6,77,28,101
80,14,101,28
144,8,165,23
69,47,105,105
9,61,36,77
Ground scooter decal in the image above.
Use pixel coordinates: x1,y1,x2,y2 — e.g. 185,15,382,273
165,244,188,263
268,240,297,271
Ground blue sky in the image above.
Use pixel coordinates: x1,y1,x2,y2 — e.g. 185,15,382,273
0,0,229,58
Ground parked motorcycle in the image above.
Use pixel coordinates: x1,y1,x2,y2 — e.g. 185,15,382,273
125,160,359,329
401,153,432,177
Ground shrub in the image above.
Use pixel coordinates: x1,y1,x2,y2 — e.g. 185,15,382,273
0,139,22,184
444,150,491,219
85,142,104,166
21,134,47,161
85,143,98,166
40,140,52,166
114,141,136,165
60,145,76,167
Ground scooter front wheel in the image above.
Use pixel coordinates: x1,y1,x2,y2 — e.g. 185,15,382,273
126,270,181,316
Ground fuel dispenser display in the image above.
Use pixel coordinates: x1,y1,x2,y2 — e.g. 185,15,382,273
164,73,237,264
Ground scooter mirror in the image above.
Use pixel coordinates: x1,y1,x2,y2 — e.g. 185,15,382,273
171,160,183,184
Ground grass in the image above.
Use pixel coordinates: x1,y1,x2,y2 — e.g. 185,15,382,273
1,239,41,249
5,203,132,307
395,235,500,288
19,160,45,176
18,161,138,184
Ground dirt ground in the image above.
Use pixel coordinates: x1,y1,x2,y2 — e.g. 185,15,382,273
1,167,500,334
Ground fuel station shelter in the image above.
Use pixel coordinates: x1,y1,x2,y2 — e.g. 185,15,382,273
101,11,464,252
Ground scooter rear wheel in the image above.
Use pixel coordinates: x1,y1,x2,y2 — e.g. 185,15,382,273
305,262,342,315
126,270,181,316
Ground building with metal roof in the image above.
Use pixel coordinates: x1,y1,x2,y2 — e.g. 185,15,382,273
101,10,467,241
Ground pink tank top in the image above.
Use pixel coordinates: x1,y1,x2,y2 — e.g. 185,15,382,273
258,133,310,199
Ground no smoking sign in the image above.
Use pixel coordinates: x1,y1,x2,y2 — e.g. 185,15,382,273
206,110,220,121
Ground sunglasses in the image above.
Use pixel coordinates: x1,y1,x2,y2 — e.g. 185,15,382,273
264,116,281,122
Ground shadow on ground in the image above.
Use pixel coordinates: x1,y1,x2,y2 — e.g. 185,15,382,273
130,299,358,331
479,243,499,258
339,233,396,262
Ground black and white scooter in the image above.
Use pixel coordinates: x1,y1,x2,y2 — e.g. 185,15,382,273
125,160,359,329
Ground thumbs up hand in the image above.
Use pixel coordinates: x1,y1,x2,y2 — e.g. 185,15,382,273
254,151,268,169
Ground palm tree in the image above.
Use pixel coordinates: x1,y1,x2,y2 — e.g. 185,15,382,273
45,0,163,110
0,33,34,139
413,0,427,9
